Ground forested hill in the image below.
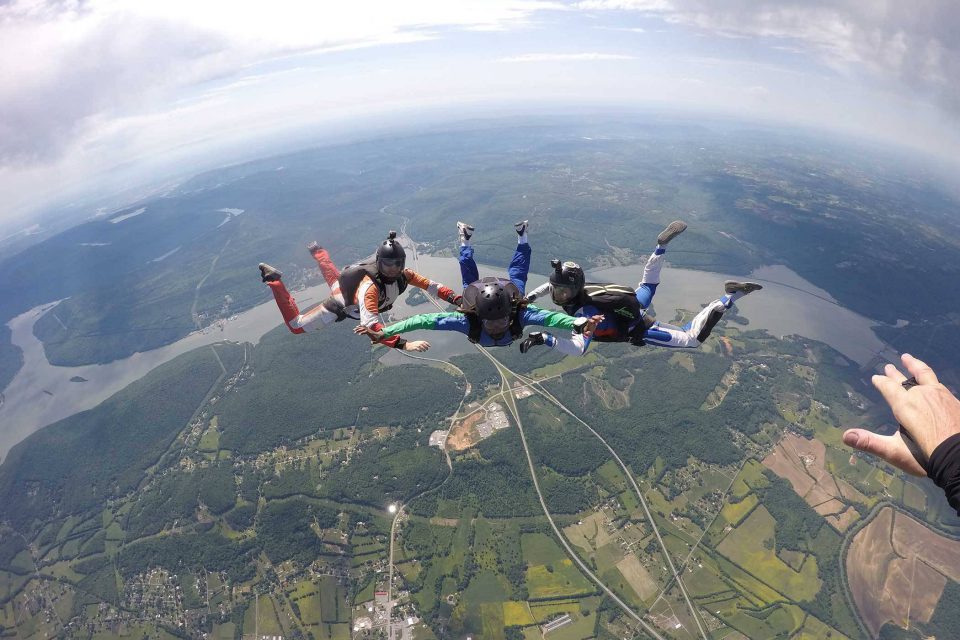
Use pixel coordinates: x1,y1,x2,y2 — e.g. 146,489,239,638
0,343,243,530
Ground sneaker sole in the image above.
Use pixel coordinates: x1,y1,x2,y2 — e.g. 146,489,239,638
724,281,762,294
259,263,283,282
657,220,688,245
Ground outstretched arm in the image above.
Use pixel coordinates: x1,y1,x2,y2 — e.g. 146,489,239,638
525,282,553,304
521,305,602,333
404,269,462,306
354,312,470,344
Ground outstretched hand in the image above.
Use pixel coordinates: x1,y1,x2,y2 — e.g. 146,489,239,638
404,340,431,352
353,325,384,340
583,314,604,337
843,353,960,476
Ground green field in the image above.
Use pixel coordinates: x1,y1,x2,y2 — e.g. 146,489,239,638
521,532,567,565
521,533,593,599
353,576,375,605
290,580,323,626
717,506,821,601
526,560,594,599
717,493,758,529
319,575,347,623
243,595,285,637
594,460,628,494
451,572,511,639
318,622,351,640
502,600,536,626
198,424,220,452
90,623,181,639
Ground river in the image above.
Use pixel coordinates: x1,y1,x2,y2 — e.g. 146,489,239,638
0,249,894,462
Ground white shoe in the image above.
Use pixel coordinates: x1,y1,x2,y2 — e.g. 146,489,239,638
457,221,475,244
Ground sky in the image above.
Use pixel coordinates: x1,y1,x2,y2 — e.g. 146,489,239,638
2,0,959,230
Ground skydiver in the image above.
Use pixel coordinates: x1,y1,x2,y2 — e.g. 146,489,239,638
518,220,762,355
258,231,458,352
843,353,960,516
354,221,600,348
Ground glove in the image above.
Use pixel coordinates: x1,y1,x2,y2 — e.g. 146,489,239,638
438,286,461,306
573,317,589,334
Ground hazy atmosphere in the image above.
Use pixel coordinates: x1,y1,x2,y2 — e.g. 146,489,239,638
2,0,960,230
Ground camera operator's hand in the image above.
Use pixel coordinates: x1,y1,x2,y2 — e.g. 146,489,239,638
843,354,960,476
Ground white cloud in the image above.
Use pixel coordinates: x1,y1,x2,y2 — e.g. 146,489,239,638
595,26,647,33
0,0,564,165
571,0,960,116
498,52,637,62
576,1,673,9
1,0,958,227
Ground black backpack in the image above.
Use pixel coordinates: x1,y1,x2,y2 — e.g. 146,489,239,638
571,283,642,321
561,283,646,343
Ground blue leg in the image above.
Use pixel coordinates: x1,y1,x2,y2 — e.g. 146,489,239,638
635,283,658,309
459,245,479,289
508,243,532,295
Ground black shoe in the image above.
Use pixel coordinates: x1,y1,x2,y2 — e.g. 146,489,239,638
259,263,283,283
657,220,688,246
519,332,545,354
514,220,528,237
307,241,323,257
724,281,762,295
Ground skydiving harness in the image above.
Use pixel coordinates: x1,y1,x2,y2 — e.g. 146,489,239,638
323,262,408,321
565,283,655,345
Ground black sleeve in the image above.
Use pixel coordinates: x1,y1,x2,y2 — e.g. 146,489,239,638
928,433,960,516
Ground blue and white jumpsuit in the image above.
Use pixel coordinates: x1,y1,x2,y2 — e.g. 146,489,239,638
526,247,747,355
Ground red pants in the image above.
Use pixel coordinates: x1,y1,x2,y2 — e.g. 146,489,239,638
267,247,343,334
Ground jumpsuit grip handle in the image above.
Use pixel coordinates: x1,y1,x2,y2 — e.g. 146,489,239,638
899,376,931,473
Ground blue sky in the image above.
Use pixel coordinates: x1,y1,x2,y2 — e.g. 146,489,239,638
2,0,959,227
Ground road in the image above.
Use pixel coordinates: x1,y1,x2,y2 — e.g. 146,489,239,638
523,373,708,639
385,223,702,638
480,351,668,640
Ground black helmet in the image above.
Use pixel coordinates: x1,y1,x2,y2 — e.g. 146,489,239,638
475,281,514,320
549,259,584,304
376,231,406,281
475,280,516,338
462,277,521,337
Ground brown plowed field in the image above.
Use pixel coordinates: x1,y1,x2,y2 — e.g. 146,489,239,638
762,432,860,531
846,506,960,638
